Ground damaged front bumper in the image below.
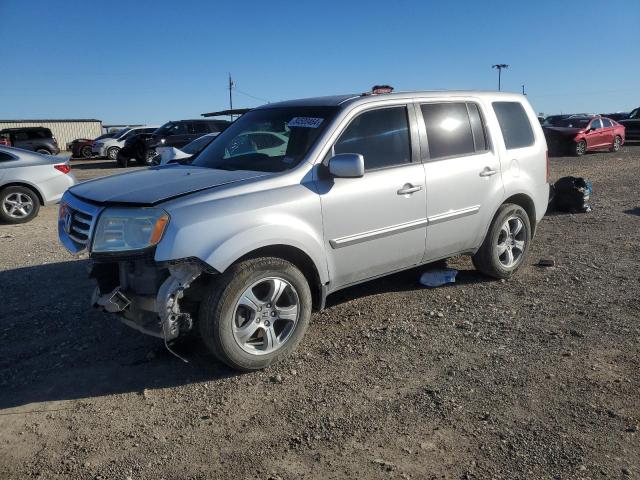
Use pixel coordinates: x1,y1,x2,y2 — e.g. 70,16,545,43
90,258,207,341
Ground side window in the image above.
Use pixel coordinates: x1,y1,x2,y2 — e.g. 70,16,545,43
334,106,411,170
192,122,209,134
0,152,15,162
602,119,612,128
251,133,284,149
492,101,535,150
421,102,475,159
590,118,603,130
14,132,29,141
172,122,188,135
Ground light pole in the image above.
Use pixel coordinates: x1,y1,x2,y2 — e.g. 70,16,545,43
492,64,509,91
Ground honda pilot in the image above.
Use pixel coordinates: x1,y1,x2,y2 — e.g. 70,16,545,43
59,89,549,371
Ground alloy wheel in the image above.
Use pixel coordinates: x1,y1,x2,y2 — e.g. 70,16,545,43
232,277,300,355
496,216,526,269
576,141,587,156
2,192,34,219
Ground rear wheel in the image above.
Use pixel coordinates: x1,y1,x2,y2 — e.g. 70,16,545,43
0,186,40,224
575,140,587,156
610,135,622,152
36,148,52,155
199,257,312,371
107,146,120,160
472,203,531,279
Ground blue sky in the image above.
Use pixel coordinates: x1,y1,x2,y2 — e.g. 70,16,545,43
0,0,638,124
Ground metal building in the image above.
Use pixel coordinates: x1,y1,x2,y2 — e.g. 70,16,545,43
0,119,102,151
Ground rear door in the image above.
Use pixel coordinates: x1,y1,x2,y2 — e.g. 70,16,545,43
601,118,615,145
12,131,32,150
419,101,502,260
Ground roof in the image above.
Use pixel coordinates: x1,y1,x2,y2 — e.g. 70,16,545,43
0,119,102,123
256,90,526,110
201,108,251,117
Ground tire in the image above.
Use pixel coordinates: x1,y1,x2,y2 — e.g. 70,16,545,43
575,140,587,156
472,203,531,280
81,145,93,158
107,147,120,160
0,186,40,224
199,257,312,371
138,149,157,166
610,135,622,152
36,148,52,155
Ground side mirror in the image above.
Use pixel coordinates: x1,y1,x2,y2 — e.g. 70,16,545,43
328,153,365,178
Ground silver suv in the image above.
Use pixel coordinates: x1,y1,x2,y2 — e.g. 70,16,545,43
59,90,549,371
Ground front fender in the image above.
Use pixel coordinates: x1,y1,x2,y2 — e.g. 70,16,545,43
204,219,329,284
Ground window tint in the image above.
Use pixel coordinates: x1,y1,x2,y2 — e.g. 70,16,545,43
421,103,475,159
192,122,209,134
0,152,15,162
466,103,487,151
590,118,603,129
14,132,29,141
602,118,612,128
334,106,411,170
492,102,534,150
28,129,49,139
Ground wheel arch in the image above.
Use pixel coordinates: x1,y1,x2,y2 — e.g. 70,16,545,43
503,193,537,236
0,181,45,205
229,244,325,311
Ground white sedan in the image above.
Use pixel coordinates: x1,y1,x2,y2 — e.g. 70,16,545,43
0,146,76,224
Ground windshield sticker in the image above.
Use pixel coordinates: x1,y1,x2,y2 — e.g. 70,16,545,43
288,117,324,128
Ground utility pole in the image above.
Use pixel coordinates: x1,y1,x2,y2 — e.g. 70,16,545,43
228,73,234,121
492,64,509,91
522,84,526,95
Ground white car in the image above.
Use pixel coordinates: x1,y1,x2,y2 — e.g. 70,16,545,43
0,146,76,223
92,126,158,160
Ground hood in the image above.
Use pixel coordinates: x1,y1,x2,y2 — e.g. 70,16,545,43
69,165,270,205
543,127,582,136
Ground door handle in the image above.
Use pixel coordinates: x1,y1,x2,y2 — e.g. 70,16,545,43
479,167,498,177
397,184,422,195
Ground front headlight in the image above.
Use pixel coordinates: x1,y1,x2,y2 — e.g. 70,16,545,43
92,208,169,253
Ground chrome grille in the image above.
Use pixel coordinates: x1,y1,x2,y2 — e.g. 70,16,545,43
58,192,102,254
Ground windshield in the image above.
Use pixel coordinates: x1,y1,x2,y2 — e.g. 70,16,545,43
154,122,182,136
546,118,590,128
191,107,338,172
182,134,217,155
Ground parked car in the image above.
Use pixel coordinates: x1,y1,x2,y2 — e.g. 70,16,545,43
153,132,219,166
116,131,157,167
1,146,75,223
618,106,640,141
58,89,549,371
92,126,157,160
543,116,625,156
0,127,60,155
68,131,118,158
142,119,231,162
601,112,629,121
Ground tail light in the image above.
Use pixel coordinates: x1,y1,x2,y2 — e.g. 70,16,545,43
54,164,71,174
545,150,550,183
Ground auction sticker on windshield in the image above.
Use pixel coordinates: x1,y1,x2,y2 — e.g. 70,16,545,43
288,117,324,128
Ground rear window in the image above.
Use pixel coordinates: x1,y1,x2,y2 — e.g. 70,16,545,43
492,102,535,150
602,119,612,128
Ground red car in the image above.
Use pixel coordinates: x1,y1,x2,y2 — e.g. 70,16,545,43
543,116,625,156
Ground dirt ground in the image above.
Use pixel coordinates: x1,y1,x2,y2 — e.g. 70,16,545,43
1,148,639,480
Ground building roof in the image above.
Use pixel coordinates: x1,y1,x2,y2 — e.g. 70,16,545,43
0,119,102,123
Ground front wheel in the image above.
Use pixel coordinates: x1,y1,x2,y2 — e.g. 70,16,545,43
472,203,531,279
199,257,312,371
575,140,587,156
81,145,93,158
610,135,622,152
107,146,120,160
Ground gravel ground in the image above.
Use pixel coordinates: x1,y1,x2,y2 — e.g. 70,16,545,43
1,149,639,479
